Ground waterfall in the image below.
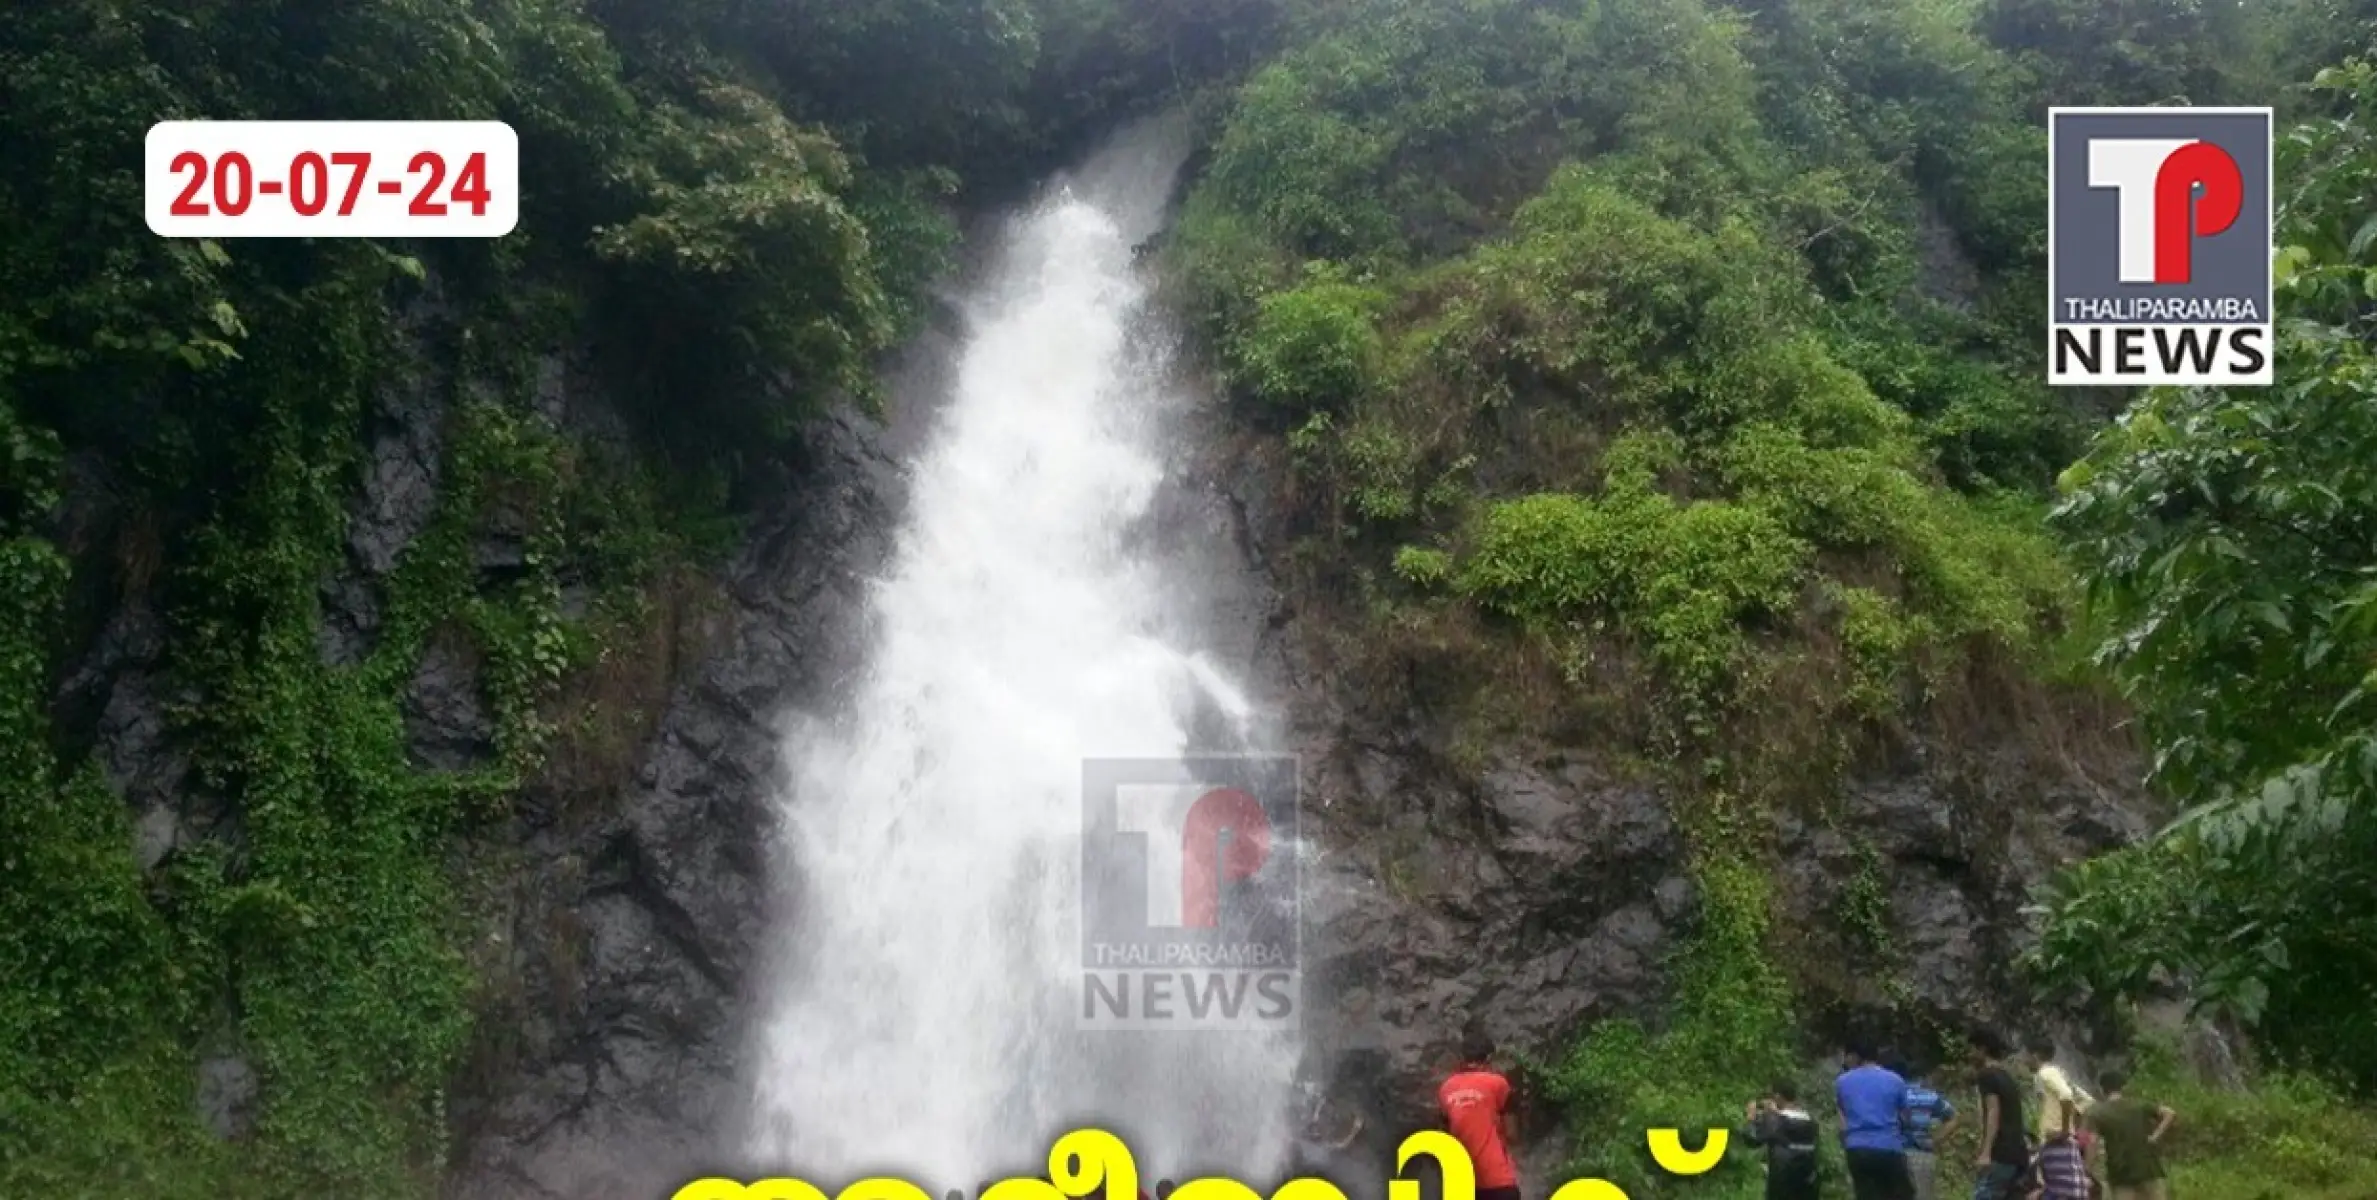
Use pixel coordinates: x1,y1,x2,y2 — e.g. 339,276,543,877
742,115,1302,1191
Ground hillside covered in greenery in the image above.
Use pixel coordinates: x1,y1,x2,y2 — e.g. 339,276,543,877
1165,1,2377,1195
4,0,2377,1197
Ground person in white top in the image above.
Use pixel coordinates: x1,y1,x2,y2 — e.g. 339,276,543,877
2028,1036,2098,1152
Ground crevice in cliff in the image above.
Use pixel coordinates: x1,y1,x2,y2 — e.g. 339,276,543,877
586,830,740,1000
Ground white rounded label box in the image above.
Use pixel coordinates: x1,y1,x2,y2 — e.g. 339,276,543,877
145,121,518,238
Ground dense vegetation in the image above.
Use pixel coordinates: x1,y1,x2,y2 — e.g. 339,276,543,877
0,0,1213,1192
2028,52,2377,1104
3,0,2374,1196
1167,0,2377,1196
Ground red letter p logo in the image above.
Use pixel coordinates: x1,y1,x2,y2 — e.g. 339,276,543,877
2088,137,2244,284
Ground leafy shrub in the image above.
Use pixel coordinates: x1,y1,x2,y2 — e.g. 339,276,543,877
1715,423,2063,647
1202,0,1772,263
1714,422,1931,548
1713,333,1912,449
593,82,894,440
2109,1037,2377,1200
1632,500,1810,695
1832,585,1922,717
1392,545,1454,588
1166,192,1295,345
2030,57,2377,1093
1444,167,1803,412
1540,856,1795,1197
1459,439,1810,699
1339,418,1424,521
1225,271,1387,417
1203,45,1404,260
1458,493,1616,622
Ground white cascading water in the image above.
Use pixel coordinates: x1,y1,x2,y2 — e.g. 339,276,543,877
743,116,1300,1189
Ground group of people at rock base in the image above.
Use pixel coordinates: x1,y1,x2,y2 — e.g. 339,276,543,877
1433,1027,2177,1200
1779,1028,2176,1200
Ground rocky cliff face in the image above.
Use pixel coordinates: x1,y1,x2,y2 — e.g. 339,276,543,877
438,395,909,1199
435,342,958,1193
1180,423,2163,1173
50,281,920,1195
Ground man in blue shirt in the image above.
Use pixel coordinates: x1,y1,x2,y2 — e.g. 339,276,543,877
1837,1037,1915,1200
1890,1055,1959,1200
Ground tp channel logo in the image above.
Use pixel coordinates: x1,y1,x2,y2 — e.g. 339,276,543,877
2049,106,2275,387
1080,756,1299,1032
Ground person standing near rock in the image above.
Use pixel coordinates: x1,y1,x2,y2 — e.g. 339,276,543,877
2028,1037,2095,1157
1836,1037,1915,1200
1892,1055,1959,1200
1438,1031,1523,1200
1969,1029,2031,1200
2082,1071,2176,1200
1743,1079,1821,1200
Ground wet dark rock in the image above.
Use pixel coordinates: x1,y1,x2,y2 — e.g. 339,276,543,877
1292,748,1687,1135
1915,203,1985,311
473,534,529,581
1190,425,2164,1163
443,405,905,1199
405,634,495,772
197,1055,259,1141
56,599,219,878
350,351,447,581
322,296,457,667
318,573,383,668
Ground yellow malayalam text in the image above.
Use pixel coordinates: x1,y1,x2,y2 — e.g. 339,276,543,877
672,1125,1742,1200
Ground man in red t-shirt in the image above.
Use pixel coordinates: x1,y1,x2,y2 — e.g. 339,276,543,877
1438,1031,1523,1200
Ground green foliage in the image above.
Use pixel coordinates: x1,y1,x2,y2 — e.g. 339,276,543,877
0,0,1007,1181
1824,299,2075,489
1202,0,1764,262
1437,167,1813,421
849,168,966,340
1392,545,1454,588
1226,269,1388,417
1167,5,2377,1186
732,0,1048,169
0,545,189,1086
1833,840,1894,956
586,77,909,454
2111,1037,2377,1200
1832,585,1923,717
1459,440,1811,703
1978,0,2277,110
8,0,2376,1190
1540,855,1795,1197
1166,191,1297,345
2030,55,2377,1093
1338,419,1425,522
149,275,474,1191
1204,48,1402,260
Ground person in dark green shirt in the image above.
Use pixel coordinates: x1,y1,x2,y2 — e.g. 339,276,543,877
2083,1070,2177,1200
